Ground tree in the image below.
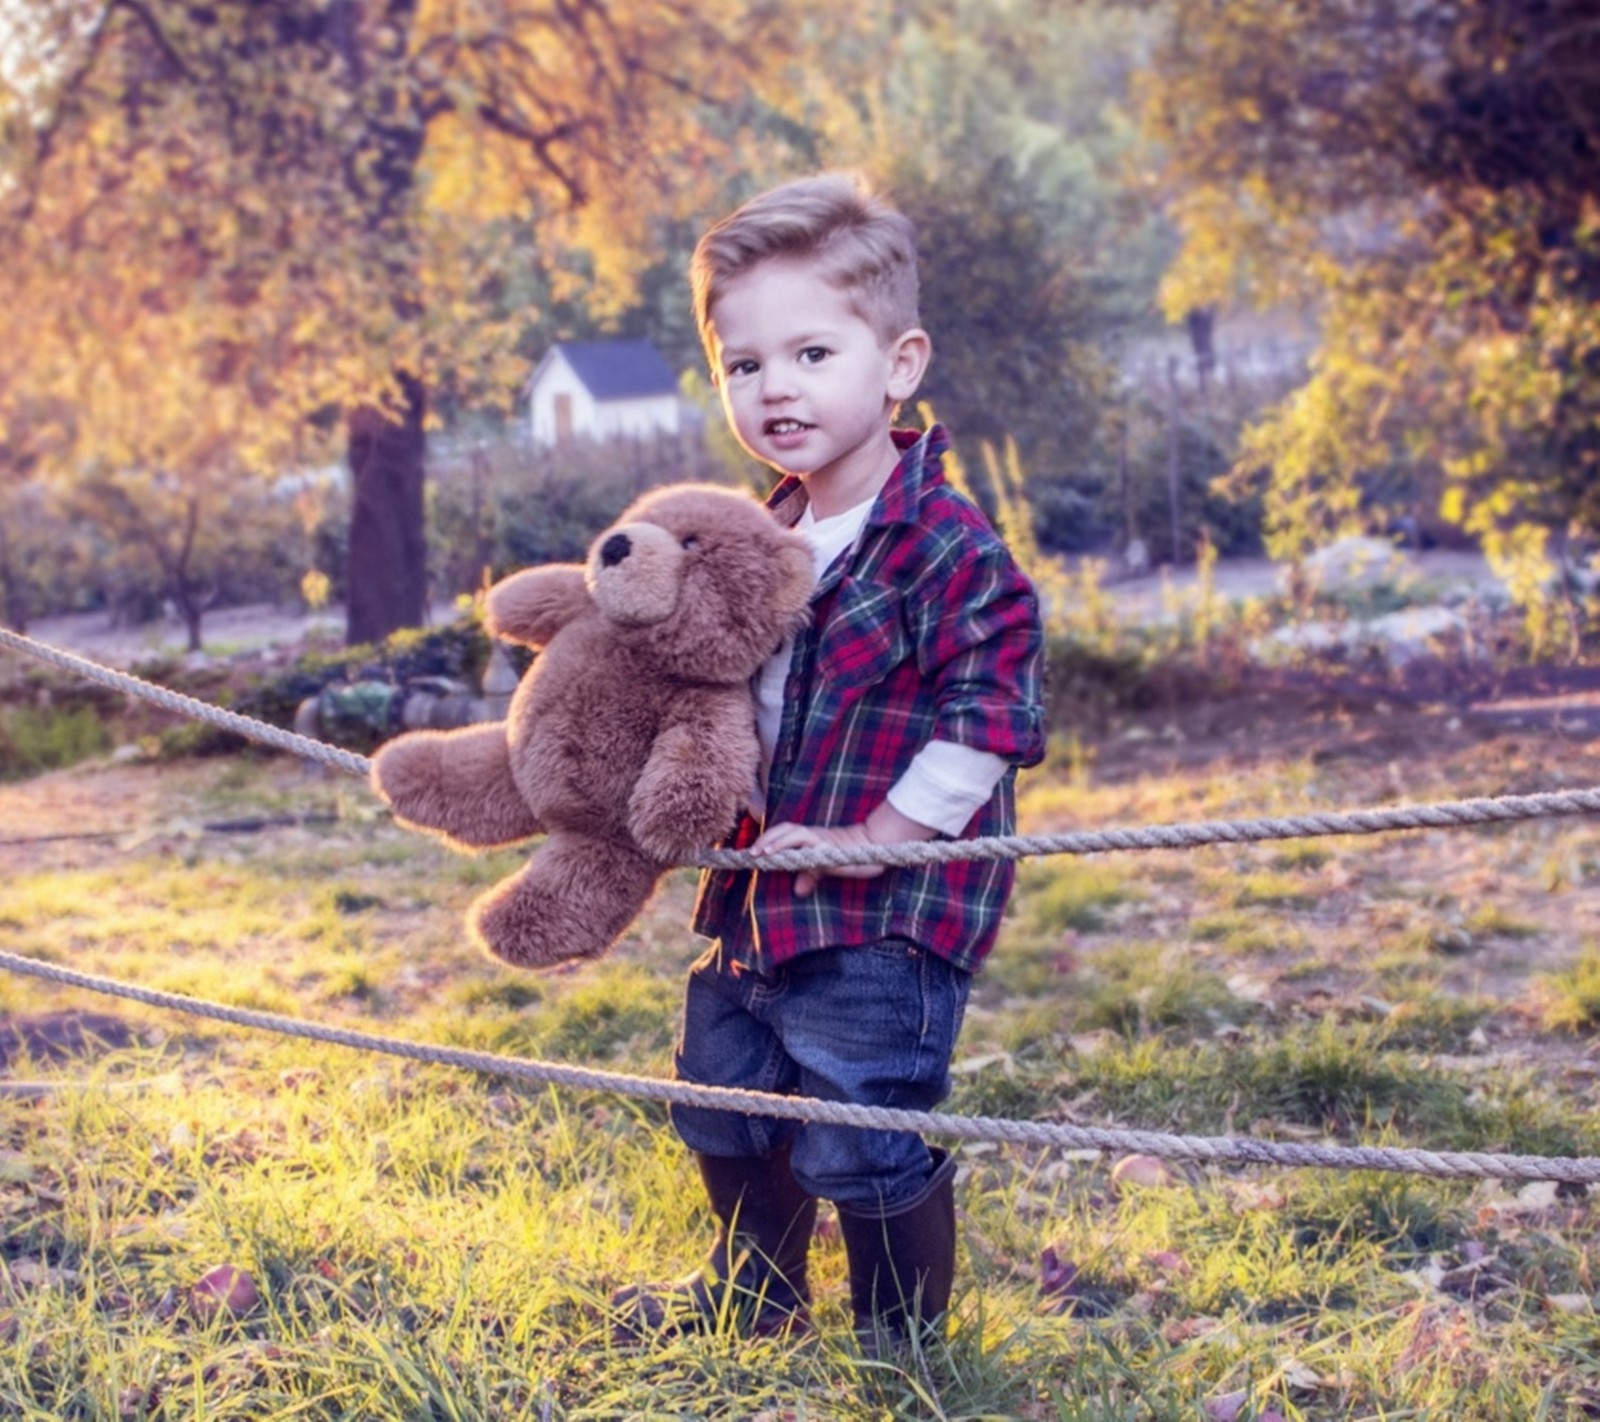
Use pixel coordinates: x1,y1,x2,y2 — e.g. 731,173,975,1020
1,0,799,644
791,0,1174,551
1141,0,1600,644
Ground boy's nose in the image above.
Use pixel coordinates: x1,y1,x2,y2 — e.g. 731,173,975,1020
761,369,798,400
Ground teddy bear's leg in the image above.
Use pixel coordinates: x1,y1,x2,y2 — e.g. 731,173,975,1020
470,834,661,969
371,724,543,848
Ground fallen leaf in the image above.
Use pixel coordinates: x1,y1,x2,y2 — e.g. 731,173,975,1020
1225,1180,1288,1212
1067,1031,1119,1057
1278,1356,1323,1390
7,1260,78,1289
1111,1154,1173,1190
119,1383,159,1419
1039,1247,1079,1299
951,1051,1013,1075
1546,1293,1595,1314
1204,1392,1247,1422
189,1264,260,1321
1225,973,1272,1004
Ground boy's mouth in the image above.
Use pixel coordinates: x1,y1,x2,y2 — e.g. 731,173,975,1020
764,418,813,436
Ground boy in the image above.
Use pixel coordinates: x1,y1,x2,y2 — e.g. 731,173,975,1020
612,173,1046,1348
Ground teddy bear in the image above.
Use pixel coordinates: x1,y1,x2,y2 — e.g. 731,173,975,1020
370,483,814,969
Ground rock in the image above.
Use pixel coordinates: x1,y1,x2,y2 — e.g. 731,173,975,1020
1253,619,1347,663
1294,536,1411,593
1253,604,1474,669
1364,606,1471,665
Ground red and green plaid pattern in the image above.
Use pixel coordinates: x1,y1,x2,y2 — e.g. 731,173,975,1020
693,425,1047,972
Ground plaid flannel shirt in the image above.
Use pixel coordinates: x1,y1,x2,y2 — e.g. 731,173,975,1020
692,425,1047,972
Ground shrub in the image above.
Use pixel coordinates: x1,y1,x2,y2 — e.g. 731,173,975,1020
1534,943,1600,1033
0,703,111,780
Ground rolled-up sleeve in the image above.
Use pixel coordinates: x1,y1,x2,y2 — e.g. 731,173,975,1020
906,540,1047,768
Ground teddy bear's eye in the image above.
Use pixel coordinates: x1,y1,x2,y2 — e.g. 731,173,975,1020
680,535,701,551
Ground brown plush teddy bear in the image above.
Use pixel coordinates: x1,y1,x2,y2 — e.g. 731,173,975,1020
370,484,814,969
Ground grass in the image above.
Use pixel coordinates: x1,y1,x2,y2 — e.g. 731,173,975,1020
1533,943,1600,1033
1,720,1600,1419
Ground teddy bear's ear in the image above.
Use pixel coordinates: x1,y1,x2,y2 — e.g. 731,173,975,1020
485,566,591,649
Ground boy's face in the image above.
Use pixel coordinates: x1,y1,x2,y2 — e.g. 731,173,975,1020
707,257,928,503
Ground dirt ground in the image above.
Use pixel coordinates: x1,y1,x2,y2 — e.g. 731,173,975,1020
1077,663,1600,788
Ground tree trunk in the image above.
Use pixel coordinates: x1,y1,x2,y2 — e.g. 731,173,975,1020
178,598,204,654
1165,357,1183,565
169,495,207,654
345,370,429,646
0,516,26,633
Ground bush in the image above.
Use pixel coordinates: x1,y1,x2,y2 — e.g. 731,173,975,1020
0,703,111,780
427,428,736,600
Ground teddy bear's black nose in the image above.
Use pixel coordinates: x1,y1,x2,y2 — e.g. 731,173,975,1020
599,532,631,569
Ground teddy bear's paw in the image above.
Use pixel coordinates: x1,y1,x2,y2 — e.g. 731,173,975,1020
630,809,730,865
372,726,543,848
371,733,442,798
469,845,661,969
628,754,743,861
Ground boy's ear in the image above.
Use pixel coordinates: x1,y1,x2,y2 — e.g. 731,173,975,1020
886,327,932,401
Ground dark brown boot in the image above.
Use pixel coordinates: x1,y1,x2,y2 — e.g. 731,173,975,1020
836,1148,957,1353
611,1145,817,1341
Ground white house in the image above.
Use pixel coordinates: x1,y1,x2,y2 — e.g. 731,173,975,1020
524,339,682,447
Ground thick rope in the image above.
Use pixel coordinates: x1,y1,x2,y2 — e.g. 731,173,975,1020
0,627,370,778
1,949,1596,1183
3,625,1598,870
7,629,1600,1182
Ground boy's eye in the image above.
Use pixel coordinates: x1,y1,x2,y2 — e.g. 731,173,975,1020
726,359,758,378
799,346,829,364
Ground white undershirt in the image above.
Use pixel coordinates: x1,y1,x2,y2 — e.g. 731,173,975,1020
751,500,1007,836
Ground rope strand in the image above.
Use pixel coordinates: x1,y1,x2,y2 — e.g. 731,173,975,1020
1,948,1595,1183
5,626,1600,1183
4,625,1597,871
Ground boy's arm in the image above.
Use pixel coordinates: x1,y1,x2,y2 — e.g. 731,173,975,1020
754,526,1045,894
908,539,1047,766
750,800,937,899
886,739,1008,836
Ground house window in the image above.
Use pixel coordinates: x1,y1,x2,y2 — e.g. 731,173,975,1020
554,393,573,443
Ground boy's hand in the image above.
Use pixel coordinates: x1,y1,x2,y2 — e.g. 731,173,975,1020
750,803,936,898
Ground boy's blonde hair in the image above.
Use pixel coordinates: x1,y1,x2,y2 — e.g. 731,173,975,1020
691,173,920,360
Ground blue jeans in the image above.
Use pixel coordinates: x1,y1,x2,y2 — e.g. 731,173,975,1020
669,939,971,1210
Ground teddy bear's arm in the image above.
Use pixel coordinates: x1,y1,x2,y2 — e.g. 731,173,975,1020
371,724,543,848
628,686,758,861
484,566,590,649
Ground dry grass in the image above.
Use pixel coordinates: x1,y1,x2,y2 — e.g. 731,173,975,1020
1,708,1599,1418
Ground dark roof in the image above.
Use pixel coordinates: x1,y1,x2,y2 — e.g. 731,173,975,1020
533,339,679,400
